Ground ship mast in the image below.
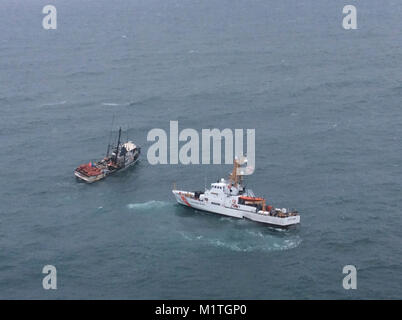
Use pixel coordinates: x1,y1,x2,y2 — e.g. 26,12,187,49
229,157,248,187
229,158,240,187
113,127,122,164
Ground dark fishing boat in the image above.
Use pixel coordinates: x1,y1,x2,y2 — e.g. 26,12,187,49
74,128,140,183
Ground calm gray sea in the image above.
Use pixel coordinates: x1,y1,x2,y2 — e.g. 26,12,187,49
1,0,401,299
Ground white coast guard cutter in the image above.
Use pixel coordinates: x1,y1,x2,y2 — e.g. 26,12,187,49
172,157,300,227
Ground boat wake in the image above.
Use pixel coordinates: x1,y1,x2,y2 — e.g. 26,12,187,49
178,230,302,253
126,200,171,211
39,100,67,107
101,102,131,106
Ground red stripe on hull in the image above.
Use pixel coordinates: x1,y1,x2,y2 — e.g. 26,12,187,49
181,195,192,207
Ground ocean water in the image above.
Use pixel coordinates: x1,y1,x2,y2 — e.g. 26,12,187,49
1,0,402,299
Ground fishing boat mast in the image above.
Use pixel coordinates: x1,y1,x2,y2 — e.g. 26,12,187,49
113,127,122,164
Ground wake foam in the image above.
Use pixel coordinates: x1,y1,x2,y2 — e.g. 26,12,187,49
40,100,67,107
101,102,130,106
178,230,302,253
127,200,170,210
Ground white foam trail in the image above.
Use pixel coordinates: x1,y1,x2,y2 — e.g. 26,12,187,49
102,103,121,106
40,100,67,107
101,102,132,107
178,231,302,252
127,200,170,210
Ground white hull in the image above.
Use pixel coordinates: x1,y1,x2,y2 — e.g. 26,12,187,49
173,190,300,227
74,171,106,183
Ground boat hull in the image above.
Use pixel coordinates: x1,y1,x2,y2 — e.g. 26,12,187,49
74,170,106,183
74,158,139,183
172,190,300,228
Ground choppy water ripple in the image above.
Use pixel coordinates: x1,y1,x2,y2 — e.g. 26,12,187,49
1,0,402,299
